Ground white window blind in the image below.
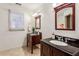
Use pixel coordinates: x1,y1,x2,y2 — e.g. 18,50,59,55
9,10,24,31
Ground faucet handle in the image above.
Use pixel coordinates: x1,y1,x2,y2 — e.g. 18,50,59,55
65,38,68,43
61,37,64,41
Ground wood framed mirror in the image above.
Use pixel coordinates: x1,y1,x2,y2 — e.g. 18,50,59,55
35,15,41,29
54,3,75,30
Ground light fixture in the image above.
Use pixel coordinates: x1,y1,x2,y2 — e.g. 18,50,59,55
53,3,57,8
32,13,38,17
16,3,22,6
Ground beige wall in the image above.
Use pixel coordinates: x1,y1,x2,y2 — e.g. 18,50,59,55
0,4,32,51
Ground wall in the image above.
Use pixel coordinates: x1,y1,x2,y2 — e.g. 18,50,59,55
0,4,32,51
40,4,53,39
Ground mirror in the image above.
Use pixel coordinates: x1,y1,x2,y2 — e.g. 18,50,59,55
35,15,41,29
54,3,75,30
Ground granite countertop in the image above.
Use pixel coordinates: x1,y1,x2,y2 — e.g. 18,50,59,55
27,32,40,36
41,38,79,56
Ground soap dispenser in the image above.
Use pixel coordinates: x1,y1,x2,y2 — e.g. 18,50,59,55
52,32,55,39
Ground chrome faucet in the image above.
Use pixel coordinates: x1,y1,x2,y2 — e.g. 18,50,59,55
58,36,61,41
57,36,63,41
65,38,68,43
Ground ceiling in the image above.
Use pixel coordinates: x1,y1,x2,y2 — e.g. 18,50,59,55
21,3,43,10
0,3,53,15
6,3,45,11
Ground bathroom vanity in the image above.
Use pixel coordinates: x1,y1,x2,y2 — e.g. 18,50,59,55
40,37,79,56
27,32,42,53
40,3,79,56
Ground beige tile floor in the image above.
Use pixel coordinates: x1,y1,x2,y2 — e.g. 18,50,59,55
0,44,40,56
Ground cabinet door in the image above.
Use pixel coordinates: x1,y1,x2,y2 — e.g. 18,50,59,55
41,42,53,56
53,48,67,56
32,35,40,44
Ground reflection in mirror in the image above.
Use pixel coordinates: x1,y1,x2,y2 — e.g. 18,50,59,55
35,15,41,29
54,3,75,30
65,14,72,29
57,7,72,29
36,18,40,28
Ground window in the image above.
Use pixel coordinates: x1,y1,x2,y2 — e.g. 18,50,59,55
9,10,24,31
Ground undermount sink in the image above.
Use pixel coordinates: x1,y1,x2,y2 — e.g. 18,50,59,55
49,40,68,46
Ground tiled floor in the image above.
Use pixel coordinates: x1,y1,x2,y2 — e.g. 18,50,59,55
0,44,40,56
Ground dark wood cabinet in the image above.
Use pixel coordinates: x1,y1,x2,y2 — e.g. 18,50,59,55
53,48,67,56
41,42,53,56
41,42,70,56
27,32,42,54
